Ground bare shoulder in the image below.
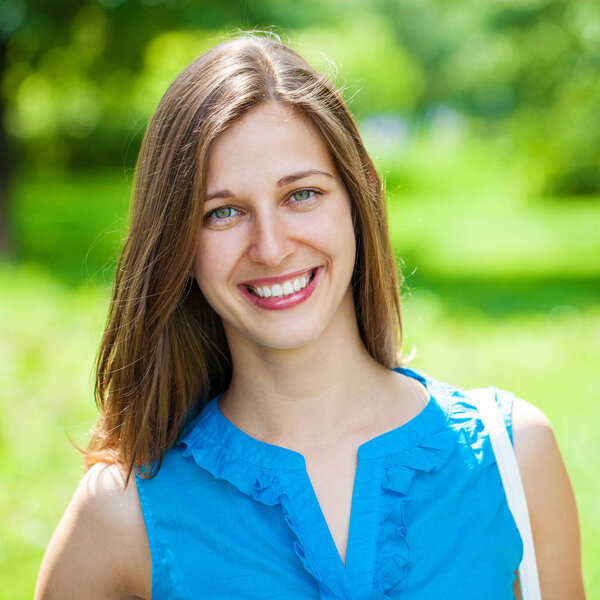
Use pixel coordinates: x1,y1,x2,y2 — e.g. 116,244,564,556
511,398,586,599
512,397,556,455
35,463,152,600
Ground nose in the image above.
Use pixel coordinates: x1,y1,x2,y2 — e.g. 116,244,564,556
247,210,295,266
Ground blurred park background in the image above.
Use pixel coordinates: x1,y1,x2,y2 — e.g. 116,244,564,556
1,0,599,597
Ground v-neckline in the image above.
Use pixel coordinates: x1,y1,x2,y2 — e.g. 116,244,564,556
185,367,451,597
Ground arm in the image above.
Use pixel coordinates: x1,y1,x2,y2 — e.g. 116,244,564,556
512,397,585,599
34,463,152,600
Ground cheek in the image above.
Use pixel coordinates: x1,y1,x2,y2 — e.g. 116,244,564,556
193,234,234,294
314,199,356,263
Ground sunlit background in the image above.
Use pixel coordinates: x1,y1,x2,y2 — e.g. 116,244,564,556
1,1,599,597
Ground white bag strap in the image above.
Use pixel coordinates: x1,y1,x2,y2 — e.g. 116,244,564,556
470,388,542,600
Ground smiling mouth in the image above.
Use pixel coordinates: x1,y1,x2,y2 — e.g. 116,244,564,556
246,269,317,298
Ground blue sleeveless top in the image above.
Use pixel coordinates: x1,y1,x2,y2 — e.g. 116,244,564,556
135,368,523,599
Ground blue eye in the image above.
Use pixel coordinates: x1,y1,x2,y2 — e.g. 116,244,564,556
204,205,241,225
290,189,319,204
214,207,233,219
292,190,311,201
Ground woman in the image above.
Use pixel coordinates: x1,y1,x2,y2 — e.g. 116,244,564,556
35,34,584,599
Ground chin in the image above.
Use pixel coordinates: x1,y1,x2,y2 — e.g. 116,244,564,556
248,329,324,351
227,319,328,352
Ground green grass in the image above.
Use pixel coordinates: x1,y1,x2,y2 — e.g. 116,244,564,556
2,154,599,596
0,265,105,599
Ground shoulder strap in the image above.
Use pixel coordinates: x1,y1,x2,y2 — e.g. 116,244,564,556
469,389,542,600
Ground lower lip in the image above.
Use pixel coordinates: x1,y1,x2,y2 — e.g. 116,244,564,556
239,268,322,311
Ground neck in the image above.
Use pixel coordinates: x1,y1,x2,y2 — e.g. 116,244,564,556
220,299,391,451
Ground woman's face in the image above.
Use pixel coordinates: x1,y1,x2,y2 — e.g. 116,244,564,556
193,102,357,351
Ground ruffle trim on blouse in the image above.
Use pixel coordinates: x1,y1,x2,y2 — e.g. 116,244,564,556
179,429,340,600
176,378,513,599
373,424,459,597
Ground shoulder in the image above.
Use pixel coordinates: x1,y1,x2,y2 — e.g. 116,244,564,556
511,398,586,598
76,463,147,530
510,398,565,515
510,397,573,495
510,397,571,524
35,463,152,600
511,397,555,455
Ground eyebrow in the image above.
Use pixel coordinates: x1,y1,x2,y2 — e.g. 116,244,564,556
276,169,334,187
205,169,335,202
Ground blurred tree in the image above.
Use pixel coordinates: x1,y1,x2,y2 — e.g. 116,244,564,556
0,0,341,254
2,0,600,260
0,33,11,254
379,0,600,196
3,0,344,169
494,1,600,195
0,0,24,253
292,15,423,117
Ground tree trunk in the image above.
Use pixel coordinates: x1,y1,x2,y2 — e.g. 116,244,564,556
0,36,13,256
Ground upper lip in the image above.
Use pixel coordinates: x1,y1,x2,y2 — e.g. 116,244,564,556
240,267,318,287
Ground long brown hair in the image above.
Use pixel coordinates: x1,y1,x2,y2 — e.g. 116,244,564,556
85,33,403,479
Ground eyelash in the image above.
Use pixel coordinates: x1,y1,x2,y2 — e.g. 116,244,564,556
203,188,320,225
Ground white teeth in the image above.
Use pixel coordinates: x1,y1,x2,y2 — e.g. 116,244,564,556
248,270,314,299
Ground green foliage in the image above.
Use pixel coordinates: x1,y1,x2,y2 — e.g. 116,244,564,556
3,0,599,194
131,29,227,120
9,170,130,285
3,0,285,168
291,15,423,116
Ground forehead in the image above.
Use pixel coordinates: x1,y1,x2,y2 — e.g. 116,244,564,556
205,102,337,190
